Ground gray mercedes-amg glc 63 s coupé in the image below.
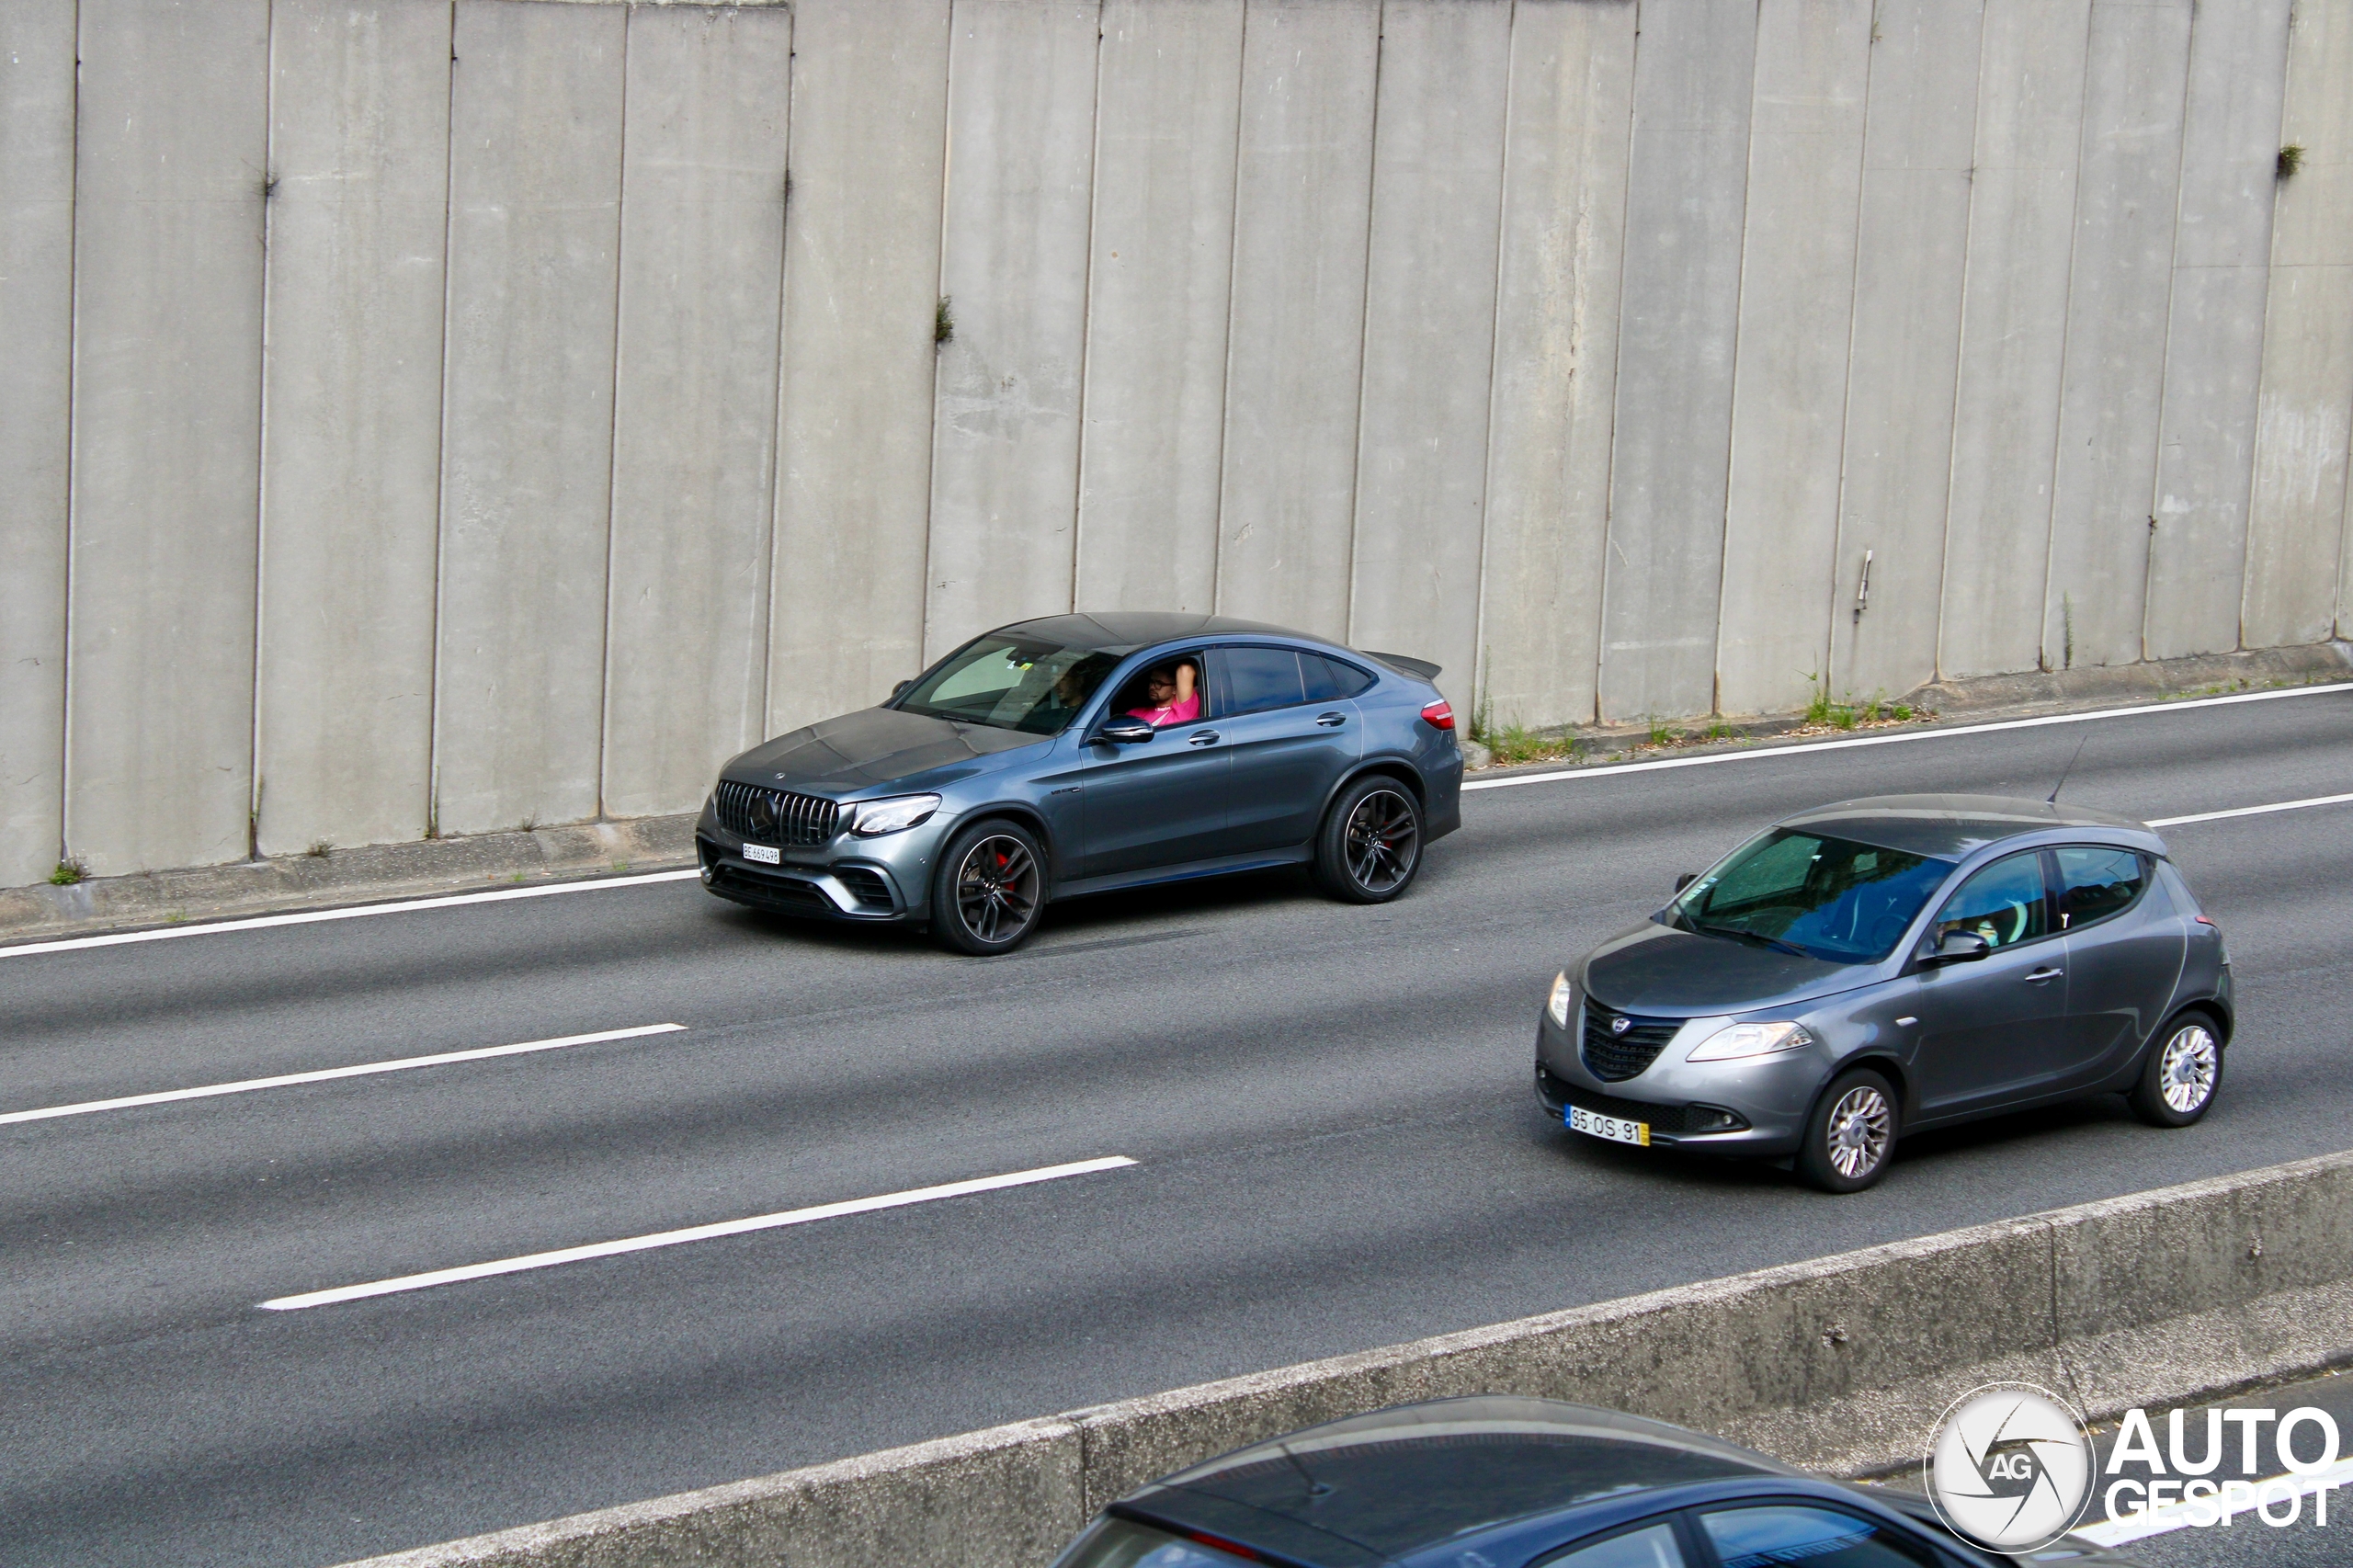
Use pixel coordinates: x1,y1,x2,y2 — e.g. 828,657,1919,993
697,613,1465,954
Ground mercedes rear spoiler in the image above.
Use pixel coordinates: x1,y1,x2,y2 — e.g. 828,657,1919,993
1362,650,1442,683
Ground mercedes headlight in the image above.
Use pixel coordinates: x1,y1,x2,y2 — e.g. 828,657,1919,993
848,793,940,837
1686,1021,1813,1062
1546,971,1574,1028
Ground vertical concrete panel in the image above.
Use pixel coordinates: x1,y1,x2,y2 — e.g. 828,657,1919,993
2142,0,2290,659
1347,0,1511,712
0,1,74,887
256,0,451,858
67,0,269,876
1476,0,1636,733
1937,0,2092,680
1072,0,1243,617
769,0,950,732
923,0,1101,658
1715,0,1871,717
2043,0,2192,671
601,6,791,820
2245,0,2353,647
1214,0,1381,642
1598,0,1756,721
432,1,625,837
1826,0,1984,699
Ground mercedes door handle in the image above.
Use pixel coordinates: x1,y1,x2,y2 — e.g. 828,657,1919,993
1187,730,1221,746
1314,711,1347,727
2024,967,2063,984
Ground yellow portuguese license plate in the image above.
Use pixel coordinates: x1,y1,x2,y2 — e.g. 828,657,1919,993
1568,1105,1650,1147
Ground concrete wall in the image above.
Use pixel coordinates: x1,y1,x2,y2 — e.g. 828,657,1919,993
7,0,2352,886
337,1147,2353,1568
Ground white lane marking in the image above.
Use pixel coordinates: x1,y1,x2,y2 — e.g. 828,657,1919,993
2073,1457,2353,1544
0,868,701,960
0,1024,687,1127
9,680,2347,964
1461,680,2353,792
2147,791,2353,827
259,1155,1139,1311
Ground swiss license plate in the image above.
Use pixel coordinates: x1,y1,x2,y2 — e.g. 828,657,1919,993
742,843,781,865
1568,1105,1651,1148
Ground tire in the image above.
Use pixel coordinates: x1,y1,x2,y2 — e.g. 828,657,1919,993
1313,777,1424,903
930,819,1046,955
2128,1010,2223,1128
1797,1067,1899,1194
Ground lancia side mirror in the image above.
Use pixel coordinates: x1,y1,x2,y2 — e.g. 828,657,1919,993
1675,873,1698,893
1922,931,1991,967
1094,715,1156,746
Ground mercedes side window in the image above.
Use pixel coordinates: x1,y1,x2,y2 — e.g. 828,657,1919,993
1222,646,1308,715
2052,845,2146,932
1534,1520,1686,1568
1301,653,1377,701
1931,851,2050,951
1699,1505,1936,1568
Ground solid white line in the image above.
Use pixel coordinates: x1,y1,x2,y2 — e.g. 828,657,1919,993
2146,791,2353,828
0,868,702,960
2073,1457,2353,1545
0,1024,688,1127
258,1155,1139,1311
1461,681,2353,792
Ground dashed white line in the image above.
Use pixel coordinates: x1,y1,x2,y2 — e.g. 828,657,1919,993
1462,680,2353,792
0,868,702,960
258,1155,1139,1311
0,1024,687,1126
2147,791,2353,828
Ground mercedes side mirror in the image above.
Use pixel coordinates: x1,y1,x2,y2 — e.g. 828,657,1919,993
1094,715,1156,746
1923,931,1991,967
1675,873,1698,893
892,679,912,698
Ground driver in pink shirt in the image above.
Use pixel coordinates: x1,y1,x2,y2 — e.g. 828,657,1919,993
1128,662,1200,727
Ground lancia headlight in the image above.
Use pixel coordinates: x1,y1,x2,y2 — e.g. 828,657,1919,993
1546,971,1574,1028
848,793,940,837
1686,1021,1813,1062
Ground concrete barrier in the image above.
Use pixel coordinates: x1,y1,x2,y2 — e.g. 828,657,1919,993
338,1148,2353,1568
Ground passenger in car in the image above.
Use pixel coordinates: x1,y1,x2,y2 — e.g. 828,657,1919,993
1127,662,1199,727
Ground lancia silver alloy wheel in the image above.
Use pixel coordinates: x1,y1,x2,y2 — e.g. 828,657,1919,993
2158,1023,2219,1115
1824,1084,1893,1180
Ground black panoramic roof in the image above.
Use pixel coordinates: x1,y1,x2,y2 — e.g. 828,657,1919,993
999,612,1331,656
1776,793,2161,860
1122,1398,1790,1567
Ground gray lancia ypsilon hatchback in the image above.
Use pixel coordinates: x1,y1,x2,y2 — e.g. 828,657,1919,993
1536,795,2233,1191
697,613,1463,954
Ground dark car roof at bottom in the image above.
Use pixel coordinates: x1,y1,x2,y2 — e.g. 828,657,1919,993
1000,612,1343,657
1121,1397,1795,1567
1775,793,2162,861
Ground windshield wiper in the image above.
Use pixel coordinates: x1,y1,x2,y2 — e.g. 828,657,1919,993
1693,921,1809,959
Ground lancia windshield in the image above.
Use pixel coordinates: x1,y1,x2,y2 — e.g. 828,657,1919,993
1663,828,1954,965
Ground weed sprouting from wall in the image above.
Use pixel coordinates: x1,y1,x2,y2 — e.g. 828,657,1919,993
51,856,88,886
935,296,955,347
2062,594,2075,670
2278,143,2305,179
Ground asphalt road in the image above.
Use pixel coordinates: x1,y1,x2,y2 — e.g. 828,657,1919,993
4,687,2349,1568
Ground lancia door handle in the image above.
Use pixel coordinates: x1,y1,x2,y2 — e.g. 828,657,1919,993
1314,711,1347,728
1188,730,1221,746
2025,967,2063,983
